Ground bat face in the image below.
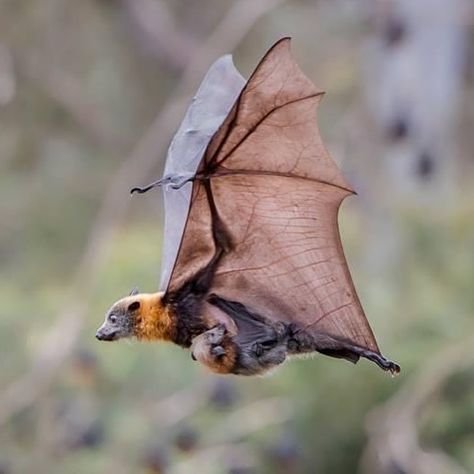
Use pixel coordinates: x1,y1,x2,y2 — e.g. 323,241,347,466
97,291,173,343
96,296,141,342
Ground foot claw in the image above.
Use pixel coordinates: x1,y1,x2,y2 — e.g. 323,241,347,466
358,348,401,375
388,361,401,376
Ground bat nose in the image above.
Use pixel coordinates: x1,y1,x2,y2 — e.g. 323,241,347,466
96,328,117,341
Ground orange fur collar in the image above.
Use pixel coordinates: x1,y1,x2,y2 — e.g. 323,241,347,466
133,293,175,341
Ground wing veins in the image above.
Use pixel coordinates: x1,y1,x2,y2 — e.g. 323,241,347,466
210,170,354,194
213,92,323,169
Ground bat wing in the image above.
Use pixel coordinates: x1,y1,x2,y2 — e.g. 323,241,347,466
166,38,380,357
159,55,245,291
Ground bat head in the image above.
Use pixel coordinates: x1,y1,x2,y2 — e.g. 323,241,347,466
96,293,142,342
96,290,172,342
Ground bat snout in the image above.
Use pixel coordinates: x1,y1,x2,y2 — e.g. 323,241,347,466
95,325,118,341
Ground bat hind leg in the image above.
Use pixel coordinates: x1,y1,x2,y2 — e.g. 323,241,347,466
352,347,400,375
318,345,400,374
289,329,400,375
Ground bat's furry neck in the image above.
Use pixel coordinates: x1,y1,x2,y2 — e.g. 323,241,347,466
134,292,175,342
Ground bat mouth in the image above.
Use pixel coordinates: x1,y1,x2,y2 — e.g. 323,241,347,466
95,328,119,341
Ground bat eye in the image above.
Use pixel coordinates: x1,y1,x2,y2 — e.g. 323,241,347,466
128,301,141,312
109,314,117,323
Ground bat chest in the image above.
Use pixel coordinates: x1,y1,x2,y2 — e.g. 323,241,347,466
171,296,210,348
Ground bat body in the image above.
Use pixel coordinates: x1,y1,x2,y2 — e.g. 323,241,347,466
96,38,399,376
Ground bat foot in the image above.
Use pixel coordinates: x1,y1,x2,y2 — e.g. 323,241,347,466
308,331,401,374
360,349,400,375
388,361,401,376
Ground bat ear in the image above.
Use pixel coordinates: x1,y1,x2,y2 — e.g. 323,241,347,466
129,287,139,296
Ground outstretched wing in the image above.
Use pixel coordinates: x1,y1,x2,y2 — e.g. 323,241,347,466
166,38,379,354
159,55,245,291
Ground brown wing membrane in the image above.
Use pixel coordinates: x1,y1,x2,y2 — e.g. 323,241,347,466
167,38,380,355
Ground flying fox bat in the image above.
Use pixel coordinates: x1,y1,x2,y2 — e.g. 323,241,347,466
96,38,400,376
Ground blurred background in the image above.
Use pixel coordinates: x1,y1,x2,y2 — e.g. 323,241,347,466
1,0,474,472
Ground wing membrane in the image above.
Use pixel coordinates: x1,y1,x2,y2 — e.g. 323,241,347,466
160,56,245,291
210,175,378,352
166,38,380,354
